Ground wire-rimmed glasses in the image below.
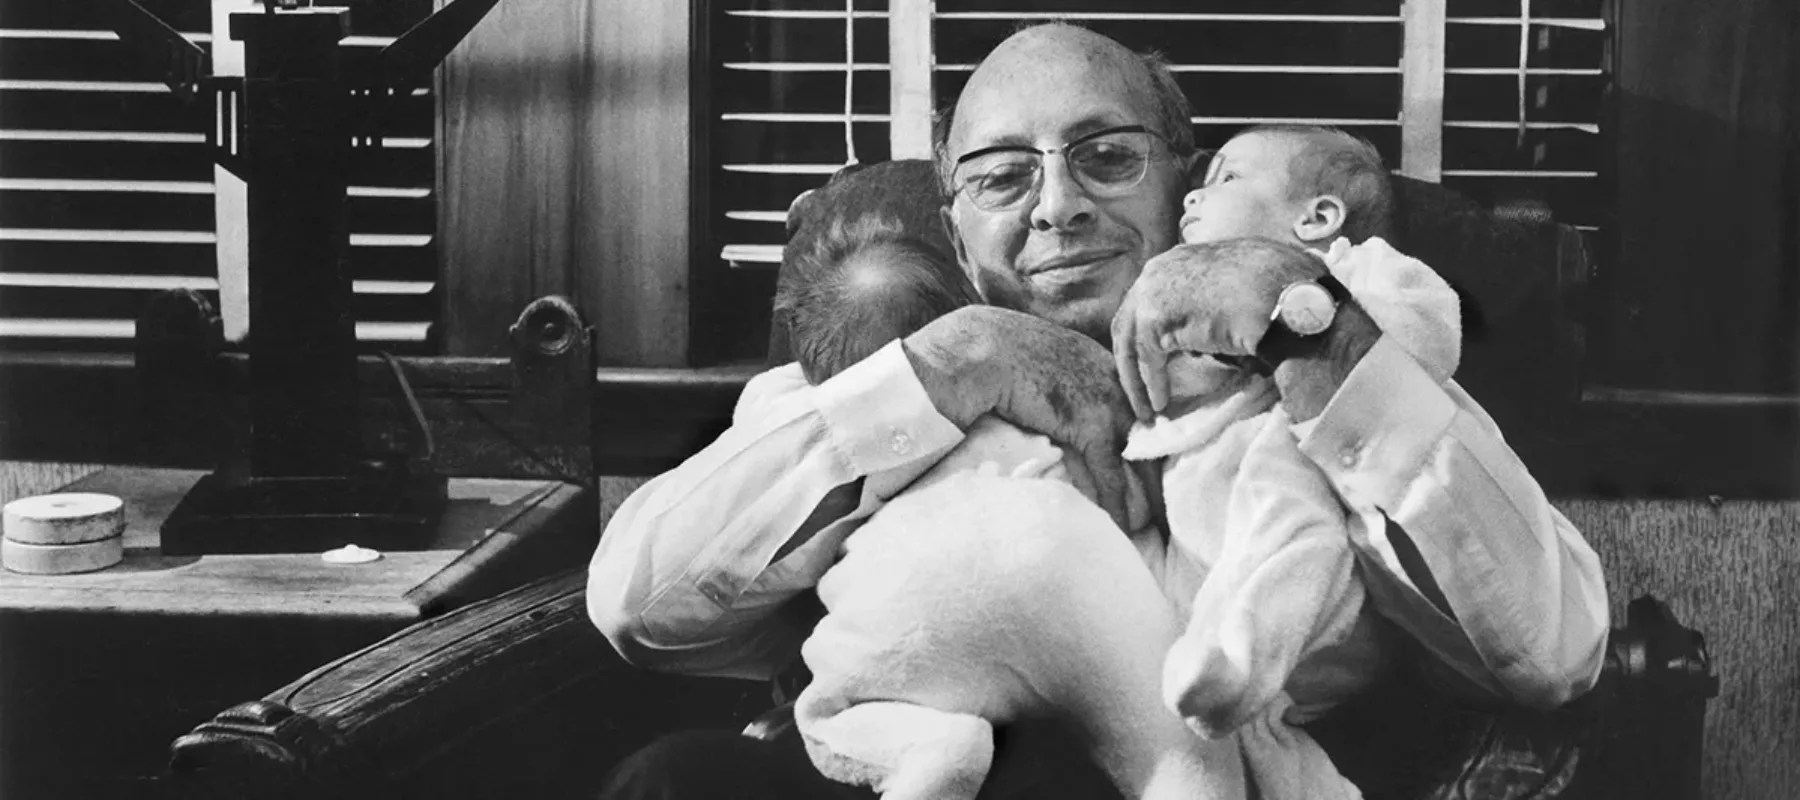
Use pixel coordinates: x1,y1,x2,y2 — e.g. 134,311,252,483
950,124,1176,212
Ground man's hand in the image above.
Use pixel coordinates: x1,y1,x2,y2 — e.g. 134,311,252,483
1112,242,1382,423
1111,243,1325,419
903,305,1137,530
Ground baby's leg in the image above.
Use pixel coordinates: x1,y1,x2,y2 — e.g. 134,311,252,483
802,475,1244,800
798,699,993,800
1166,412,1365,737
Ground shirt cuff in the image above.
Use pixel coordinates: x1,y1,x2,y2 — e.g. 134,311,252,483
814,339,967,476
734,363,809,426
1296,336,1458,510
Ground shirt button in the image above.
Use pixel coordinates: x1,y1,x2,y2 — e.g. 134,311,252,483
1339,441,1363,468
890,430,913,455
699,580,729,605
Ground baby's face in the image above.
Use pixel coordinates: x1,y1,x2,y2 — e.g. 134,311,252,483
1178,132,1305,246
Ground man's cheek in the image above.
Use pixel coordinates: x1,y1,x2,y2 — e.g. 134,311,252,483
973,268,1031,312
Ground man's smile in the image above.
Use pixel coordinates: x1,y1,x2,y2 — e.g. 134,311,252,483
1024,248,1128,274
1023,249,1129,285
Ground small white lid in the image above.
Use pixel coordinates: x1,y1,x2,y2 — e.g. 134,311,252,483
321,544,382,565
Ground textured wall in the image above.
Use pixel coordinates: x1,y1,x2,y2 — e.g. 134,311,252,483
1560,498,1800,800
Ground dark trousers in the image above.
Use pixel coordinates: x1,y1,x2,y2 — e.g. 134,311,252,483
598,716,1127,800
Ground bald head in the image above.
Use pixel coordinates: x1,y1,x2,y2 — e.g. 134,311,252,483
934,23,1194,190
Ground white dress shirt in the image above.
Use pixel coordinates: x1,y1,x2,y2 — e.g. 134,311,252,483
587,337,1610,709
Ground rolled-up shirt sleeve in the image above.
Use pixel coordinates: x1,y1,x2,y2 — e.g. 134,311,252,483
1294,336,1610,709
587,341,966,680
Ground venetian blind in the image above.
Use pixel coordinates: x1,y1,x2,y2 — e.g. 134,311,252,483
1439,0,1606,232
0,0,441,354
710,1,888,271
700,0,1611,362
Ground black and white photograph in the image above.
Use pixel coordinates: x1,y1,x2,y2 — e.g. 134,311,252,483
0,0,1788,798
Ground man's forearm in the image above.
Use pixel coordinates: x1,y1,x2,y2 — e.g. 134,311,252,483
1295,339,1610,707
901,334,992,430
587,410,864,678
1392,411,1609,707
587,345,966,678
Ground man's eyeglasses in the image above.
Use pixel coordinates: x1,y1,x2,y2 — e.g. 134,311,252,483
950,125,1175,212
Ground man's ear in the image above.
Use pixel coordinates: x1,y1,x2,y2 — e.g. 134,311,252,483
940,205,982,295
1292,194,1346,244
1183,149,1212,187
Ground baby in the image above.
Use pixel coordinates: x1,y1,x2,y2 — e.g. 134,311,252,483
1138,126,1462,799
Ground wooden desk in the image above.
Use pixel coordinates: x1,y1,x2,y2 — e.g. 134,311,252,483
0,467,596,800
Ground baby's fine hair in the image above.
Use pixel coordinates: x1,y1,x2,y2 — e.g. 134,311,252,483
1242,124,1394,244
774,214,979,385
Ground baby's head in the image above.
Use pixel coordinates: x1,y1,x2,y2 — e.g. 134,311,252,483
1179,125,1392,248
775,214,980,385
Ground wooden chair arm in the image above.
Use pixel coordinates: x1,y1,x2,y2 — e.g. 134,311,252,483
168,567,767,799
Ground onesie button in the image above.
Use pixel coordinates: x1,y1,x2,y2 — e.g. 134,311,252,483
889,430,913,455
1339,441,1363,468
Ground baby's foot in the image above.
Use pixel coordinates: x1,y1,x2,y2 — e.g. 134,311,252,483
1162,629,1253,739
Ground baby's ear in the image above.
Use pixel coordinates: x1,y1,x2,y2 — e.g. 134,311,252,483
1292,194,1346,244
785,188,819,239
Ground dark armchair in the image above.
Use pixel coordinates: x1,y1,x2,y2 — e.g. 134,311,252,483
167,569,1715,800
166,175,1716,799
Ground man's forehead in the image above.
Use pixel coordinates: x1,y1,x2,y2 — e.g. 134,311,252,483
949,28,1155,152
952,110,1137,152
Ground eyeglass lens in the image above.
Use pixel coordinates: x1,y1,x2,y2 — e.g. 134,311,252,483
955,129,1156,210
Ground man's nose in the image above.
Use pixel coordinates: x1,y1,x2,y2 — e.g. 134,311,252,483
1030,156,1097,232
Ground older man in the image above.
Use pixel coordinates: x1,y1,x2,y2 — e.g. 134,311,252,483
589,22,1608,800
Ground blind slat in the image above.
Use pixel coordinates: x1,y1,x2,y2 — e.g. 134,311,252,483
722,163,853,174
0,178,211,193
0,319,433,344
0,273,434,294
933,12,1400,23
